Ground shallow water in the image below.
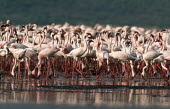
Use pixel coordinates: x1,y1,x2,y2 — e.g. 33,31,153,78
0,77,170,109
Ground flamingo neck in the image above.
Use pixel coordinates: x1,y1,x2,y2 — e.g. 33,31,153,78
144,40,151,53
39,33,45,48
25,26,29,43
165,35,170,50
32,32,37,48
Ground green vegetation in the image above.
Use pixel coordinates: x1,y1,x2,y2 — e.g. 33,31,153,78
0,0,170,28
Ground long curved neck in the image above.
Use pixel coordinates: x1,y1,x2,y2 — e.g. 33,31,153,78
83,38,87,48
24,26,29,43
144,40,151,53
51,34,54,49
44,29,47,36
131,36,136,48
108,38,112,52
79,38,88,57
130,43,133,53
65,33,69,45
6,29,11,43
127,42,133,54
165,36,170,50
99,41,103,51
0,31,2,41
93,45,99,56
121,30,127,38
4,46,10,55
23,33,27,44
121,39,126,52
39,32,45,48
118,35,121,46
32,32,37,47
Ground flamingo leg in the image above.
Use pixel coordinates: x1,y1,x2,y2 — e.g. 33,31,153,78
72,59,75,80
51,58,56,78
17,60,21,80
96,60,99,78
152,63,157,77
141,60,149,77
37,58,42,78
121,62,125,81
0,57,3,70
106,59,110,77
47,58,53,79
2,57,10,71
25,58,31,76
161,62,170,79
96,60,102,79
11,59,17,77
130,60,135,78
32,58,41,77
9,58,13,75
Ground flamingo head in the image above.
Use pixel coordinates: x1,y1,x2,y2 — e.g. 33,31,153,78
6,20,11,25
55,47,60,52
61,45,68,53
125,39,132,47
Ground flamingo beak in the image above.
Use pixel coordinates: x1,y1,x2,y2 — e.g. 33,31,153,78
56,48,60,52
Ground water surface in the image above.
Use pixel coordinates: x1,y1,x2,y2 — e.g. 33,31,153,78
0,77,170,109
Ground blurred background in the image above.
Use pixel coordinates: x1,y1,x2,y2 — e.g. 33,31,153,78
0,0,169,28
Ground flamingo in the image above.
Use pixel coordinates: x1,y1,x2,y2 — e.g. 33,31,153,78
0,20,170,82
7,47,26,78
93,41,109,78
152,55,170,79
109,37,137,79
24,49,38,78
32,47,60,78
109,50,137,79
141,50,163,77
67,34,93,79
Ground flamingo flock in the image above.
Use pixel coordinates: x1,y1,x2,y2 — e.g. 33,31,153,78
0,20,170,81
